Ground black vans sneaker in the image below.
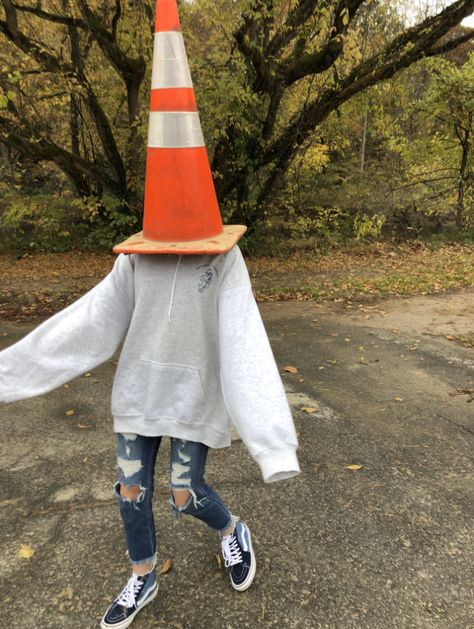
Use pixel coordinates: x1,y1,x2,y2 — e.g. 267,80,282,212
100,570,158,628
221,521,256,591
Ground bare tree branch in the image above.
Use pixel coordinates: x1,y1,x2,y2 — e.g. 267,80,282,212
11,2,86,29
426,28,474,56
281,0,366,85
263,0,474,170
0,114,121,195
0,2,74,74
233,0,276,92
267,0,319,57
112,0,122,40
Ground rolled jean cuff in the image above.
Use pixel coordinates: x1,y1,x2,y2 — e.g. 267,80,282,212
208,515,234,534
129,552,157,568
216,513,239,535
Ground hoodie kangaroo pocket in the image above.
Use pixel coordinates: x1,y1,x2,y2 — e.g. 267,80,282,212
112,361,151,417
143,361,206,423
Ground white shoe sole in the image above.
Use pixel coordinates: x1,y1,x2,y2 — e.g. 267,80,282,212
100,582,158,629
230,525,256,592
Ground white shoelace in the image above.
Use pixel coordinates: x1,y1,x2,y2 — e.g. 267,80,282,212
116,574,144,608
221,534,243,567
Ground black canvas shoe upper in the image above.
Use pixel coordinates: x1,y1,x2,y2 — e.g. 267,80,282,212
101,571,157,627
221,521,255,589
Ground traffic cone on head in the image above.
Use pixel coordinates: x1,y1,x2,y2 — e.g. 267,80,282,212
114,0,246,255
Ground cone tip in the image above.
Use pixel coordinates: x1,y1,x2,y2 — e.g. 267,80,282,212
155,0,181,32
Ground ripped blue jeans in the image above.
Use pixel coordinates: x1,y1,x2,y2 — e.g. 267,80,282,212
115,433,233,566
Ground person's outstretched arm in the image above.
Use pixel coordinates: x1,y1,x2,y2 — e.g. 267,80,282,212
218,249,300,483
0,254,135,404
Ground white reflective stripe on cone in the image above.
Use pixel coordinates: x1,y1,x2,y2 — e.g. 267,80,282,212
151,31,193,89
147,112,205,148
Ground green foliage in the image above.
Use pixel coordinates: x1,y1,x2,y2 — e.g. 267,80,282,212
354,213,386,240
0,188,139,253
291,50,474,242
0,1,473,252
0,188,75,252
73,195,140,250
241,205,356,256
284,206,351,242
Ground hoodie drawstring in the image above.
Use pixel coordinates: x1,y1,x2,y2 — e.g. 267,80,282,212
168,255,182,323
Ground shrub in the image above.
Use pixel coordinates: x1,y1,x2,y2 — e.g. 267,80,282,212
0,189,77,252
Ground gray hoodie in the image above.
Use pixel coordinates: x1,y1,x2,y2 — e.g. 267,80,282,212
0,246,300,483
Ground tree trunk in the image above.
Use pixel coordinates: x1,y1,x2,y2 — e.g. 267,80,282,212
1,0,474,228
455,123,470,229
0,141,13,179
360,108,368,173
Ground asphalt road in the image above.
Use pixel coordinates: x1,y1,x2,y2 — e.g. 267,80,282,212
1,291,473,628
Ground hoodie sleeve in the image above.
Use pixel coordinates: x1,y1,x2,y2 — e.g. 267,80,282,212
0,254,135,404
218,249,300,483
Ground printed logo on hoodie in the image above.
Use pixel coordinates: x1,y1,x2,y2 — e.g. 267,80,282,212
197,265,218,293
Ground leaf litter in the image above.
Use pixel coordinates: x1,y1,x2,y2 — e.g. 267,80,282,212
1,243,472,319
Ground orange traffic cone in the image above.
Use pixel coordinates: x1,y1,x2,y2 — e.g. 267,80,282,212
114,0,246,255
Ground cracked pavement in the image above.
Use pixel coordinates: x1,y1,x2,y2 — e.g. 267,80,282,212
1,289,473,628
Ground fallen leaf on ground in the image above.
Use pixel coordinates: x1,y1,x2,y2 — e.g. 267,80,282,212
394,397,404,402
58,586,74,600
0,498,19,507
302,592,317,606
345,464,364,471
215,553,223,570
300,407,318,413
76,423,92,429
159,558,173,575
327,359,337,365
283,366,298,373
19,543,35,559
449,388,474,402
65,409,74,416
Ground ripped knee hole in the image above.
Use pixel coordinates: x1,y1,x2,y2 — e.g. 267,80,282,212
120,484,143,501
171,488,192,508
